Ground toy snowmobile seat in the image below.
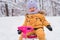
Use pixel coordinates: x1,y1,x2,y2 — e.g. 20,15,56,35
27,34,37,38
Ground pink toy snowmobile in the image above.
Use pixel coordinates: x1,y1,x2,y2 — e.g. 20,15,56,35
17,26,37,40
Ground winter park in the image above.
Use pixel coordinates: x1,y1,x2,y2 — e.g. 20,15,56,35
0,0,60,40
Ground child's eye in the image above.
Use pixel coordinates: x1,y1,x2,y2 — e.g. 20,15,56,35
33,7,35,8
29,8,31,9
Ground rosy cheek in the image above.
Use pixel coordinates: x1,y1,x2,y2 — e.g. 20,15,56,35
29,9,32,12
34,8,36,10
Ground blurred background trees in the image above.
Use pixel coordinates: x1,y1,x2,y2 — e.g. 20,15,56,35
0,0,60,17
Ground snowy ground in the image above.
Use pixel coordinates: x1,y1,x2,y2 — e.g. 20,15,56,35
0,16,60,40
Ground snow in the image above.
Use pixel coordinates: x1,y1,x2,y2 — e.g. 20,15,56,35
0,16,60,40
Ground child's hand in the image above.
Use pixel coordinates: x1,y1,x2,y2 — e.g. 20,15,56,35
46,25,53,31
17,30,22,34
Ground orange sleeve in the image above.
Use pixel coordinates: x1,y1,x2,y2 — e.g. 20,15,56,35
41,15,50,26
39,11,50,26
23,15,27,26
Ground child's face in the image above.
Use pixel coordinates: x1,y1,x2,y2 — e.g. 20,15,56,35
29,7,36,12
